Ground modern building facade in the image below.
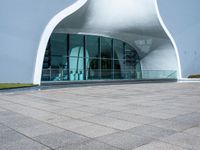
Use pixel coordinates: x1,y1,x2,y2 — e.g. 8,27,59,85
42,33,141,81
0,0,200,84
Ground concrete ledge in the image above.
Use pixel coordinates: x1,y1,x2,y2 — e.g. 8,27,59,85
178,78,200,83
41,79,177,87
0,79,177,93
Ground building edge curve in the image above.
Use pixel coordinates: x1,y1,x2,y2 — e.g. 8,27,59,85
33,0,88,85
154,0,182,79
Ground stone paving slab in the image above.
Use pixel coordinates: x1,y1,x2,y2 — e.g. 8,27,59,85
69,124,117,138
96,131,154,150
184,126,200,137
126,125,177,139
33,131,89,149
81,115,141,130
133,141,188,150
0,82,200,150
0,138,50,150
57,140,121,150
161,133,200,150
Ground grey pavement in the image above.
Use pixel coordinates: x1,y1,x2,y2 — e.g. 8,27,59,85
0,82,200,150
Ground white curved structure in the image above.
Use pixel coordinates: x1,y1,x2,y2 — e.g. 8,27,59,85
157,0,200,78
0,0,199,84
34,0,87,84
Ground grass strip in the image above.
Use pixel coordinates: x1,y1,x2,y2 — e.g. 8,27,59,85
188,75,200,78
0,84,34,90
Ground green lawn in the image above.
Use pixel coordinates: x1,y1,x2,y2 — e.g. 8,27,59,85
0,84,34,90
188,74,200,78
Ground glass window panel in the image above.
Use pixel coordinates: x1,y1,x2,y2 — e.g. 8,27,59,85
86,58,100,80
69,56,84,81
86,35,99,58
51,56,66,68
135,62,142,79
101,37,112,59
101,58,112,79
50,33,67,69
42,33,141,82
69,34,84,57
50,33,67,56
42,33,68,81
124,44,141,80
113,39,124,60
43,42,51,69
125,44,137,60
69,35,84,81
114,60,123,79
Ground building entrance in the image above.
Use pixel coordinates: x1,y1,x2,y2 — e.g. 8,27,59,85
41,33,141,82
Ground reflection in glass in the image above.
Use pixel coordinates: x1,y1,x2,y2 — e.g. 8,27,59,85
101,37,112,59
101,59,112,79
87,58,100,80
69,35,84,80
42,33,141,82
42,33,68,81
114,39,124,60
114,60,123,79
86,35,99,58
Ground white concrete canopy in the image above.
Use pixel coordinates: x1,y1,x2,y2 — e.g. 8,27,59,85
53,0,181,79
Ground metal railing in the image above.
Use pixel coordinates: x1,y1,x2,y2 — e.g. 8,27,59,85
141,70,177,79
41,68,177,81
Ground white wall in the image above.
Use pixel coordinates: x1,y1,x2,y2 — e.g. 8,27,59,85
0,0,77,83
141,43,178,71
158,0,200,77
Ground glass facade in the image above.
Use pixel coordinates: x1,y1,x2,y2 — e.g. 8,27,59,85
42,33,141,81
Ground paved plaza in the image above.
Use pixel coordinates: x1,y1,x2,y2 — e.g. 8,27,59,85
0,82,200,150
